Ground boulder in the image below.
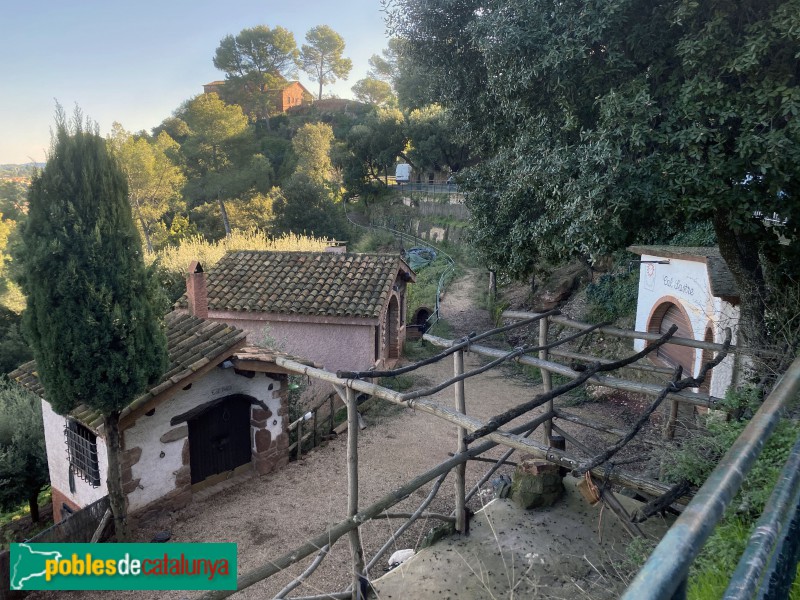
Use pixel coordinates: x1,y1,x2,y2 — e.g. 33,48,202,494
531,262,589,310
511,459,564,509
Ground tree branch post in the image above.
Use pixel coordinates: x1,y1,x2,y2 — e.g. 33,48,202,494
346,387,365,598
454,349,467,533
539,316,553,443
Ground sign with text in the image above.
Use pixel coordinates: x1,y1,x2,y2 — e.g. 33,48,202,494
9,542,237,590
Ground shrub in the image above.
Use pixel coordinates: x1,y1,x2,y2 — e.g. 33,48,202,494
585,268,639,323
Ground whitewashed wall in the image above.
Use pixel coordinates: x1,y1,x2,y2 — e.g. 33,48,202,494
123,368,281,511
633,254,738,395
41,400,108,508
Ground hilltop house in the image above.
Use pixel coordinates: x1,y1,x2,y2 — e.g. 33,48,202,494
11,313,299,524
629,245,740,397
177,251,416,375
203,79,312,113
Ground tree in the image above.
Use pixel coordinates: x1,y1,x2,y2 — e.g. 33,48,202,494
0,305,31,375
352,78,395,107
406,104,470,173
213,25,301,120
178,94,258,236
391,0,800,348
292,122,335,183
16,109,168,539
108,124,185,252
300,25,353,100
272,174,348,240
0,381,48,522
340,107,408,190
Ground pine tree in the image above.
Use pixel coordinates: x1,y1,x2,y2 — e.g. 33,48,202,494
16,108,168,540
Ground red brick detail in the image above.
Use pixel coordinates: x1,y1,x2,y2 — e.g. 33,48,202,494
254,428,272,453
175,465,191,488
122,478,141,495
186,262,208,318
252,406,272,423
518,460,560,477
51,486,81,524
121,446,142,470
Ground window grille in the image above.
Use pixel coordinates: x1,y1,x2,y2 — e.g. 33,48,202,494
64,419,101,487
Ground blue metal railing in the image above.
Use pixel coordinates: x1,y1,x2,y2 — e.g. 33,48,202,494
623,355,800,599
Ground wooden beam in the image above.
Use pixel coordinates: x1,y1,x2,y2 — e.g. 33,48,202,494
423,336,723,408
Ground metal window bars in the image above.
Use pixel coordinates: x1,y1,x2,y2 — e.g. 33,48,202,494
64,419,101,487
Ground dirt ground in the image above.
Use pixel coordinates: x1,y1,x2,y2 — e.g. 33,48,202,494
33,268,665,600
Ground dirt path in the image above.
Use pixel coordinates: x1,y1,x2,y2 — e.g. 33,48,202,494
38,270,657,600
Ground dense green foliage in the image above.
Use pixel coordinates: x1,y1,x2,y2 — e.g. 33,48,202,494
390,0,800,347
0,381,48,522
17,110,168,416
0,306,31,374
585,269,639,324
213,25,301,121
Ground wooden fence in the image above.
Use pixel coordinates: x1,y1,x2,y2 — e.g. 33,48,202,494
26,495,110,544
0,496,110,599
194,309,750,600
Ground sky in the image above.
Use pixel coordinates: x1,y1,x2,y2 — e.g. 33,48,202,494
0,0,392,165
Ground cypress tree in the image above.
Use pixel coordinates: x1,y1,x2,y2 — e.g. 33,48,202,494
17,108,168,540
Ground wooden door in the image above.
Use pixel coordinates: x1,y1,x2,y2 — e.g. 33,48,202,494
188,396,252,484
650,302,695,376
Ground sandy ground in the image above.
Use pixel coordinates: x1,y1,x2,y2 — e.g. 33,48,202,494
32,269,662,600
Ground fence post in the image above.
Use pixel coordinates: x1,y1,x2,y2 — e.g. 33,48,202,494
454,349,467,533
664,399,679,440
346,387,366,599
296,419,303,460
329,394,335,434
539,316,553,443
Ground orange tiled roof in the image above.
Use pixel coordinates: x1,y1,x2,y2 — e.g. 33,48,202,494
10,312,247,432
177,251,412,319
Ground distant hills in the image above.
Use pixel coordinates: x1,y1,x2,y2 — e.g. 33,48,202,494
0,163,43,180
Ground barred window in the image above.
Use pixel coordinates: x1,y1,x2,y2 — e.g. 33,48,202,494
64,420,101,487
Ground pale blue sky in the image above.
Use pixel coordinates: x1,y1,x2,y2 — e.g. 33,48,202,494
1,0,391,164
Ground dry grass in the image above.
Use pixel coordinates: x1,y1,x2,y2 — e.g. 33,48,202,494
146,229,333,273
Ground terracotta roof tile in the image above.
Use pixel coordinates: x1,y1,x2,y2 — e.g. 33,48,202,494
176,251,414,319
9,312,247,432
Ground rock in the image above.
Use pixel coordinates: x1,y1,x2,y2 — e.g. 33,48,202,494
489,474,513,499
152,530,171,543
531,262,589,310
420,521,456,548
511,459,564,509
388,549,415,570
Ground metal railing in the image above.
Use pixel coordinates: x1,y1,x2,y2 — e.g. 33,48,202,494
622,354,800,599
344,205,456,332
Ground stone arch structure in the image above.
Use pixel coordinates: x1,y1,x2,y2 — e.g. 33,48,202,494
647,297,696,376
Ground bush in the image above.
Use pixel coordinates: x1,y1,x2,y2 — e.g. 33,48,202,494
660,385,800,597
585,269,639,323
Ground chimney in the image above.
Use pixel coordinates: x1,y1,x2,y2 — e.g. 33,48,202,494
186,261,208,318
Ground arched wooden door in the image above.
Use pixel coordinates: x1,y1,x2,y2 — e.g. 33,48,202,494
648,301,695,376
188,395,252,484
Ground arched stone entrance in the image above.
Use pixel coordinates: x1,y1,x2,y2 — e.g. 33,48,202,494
407,306,432,340
647,300,696,376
